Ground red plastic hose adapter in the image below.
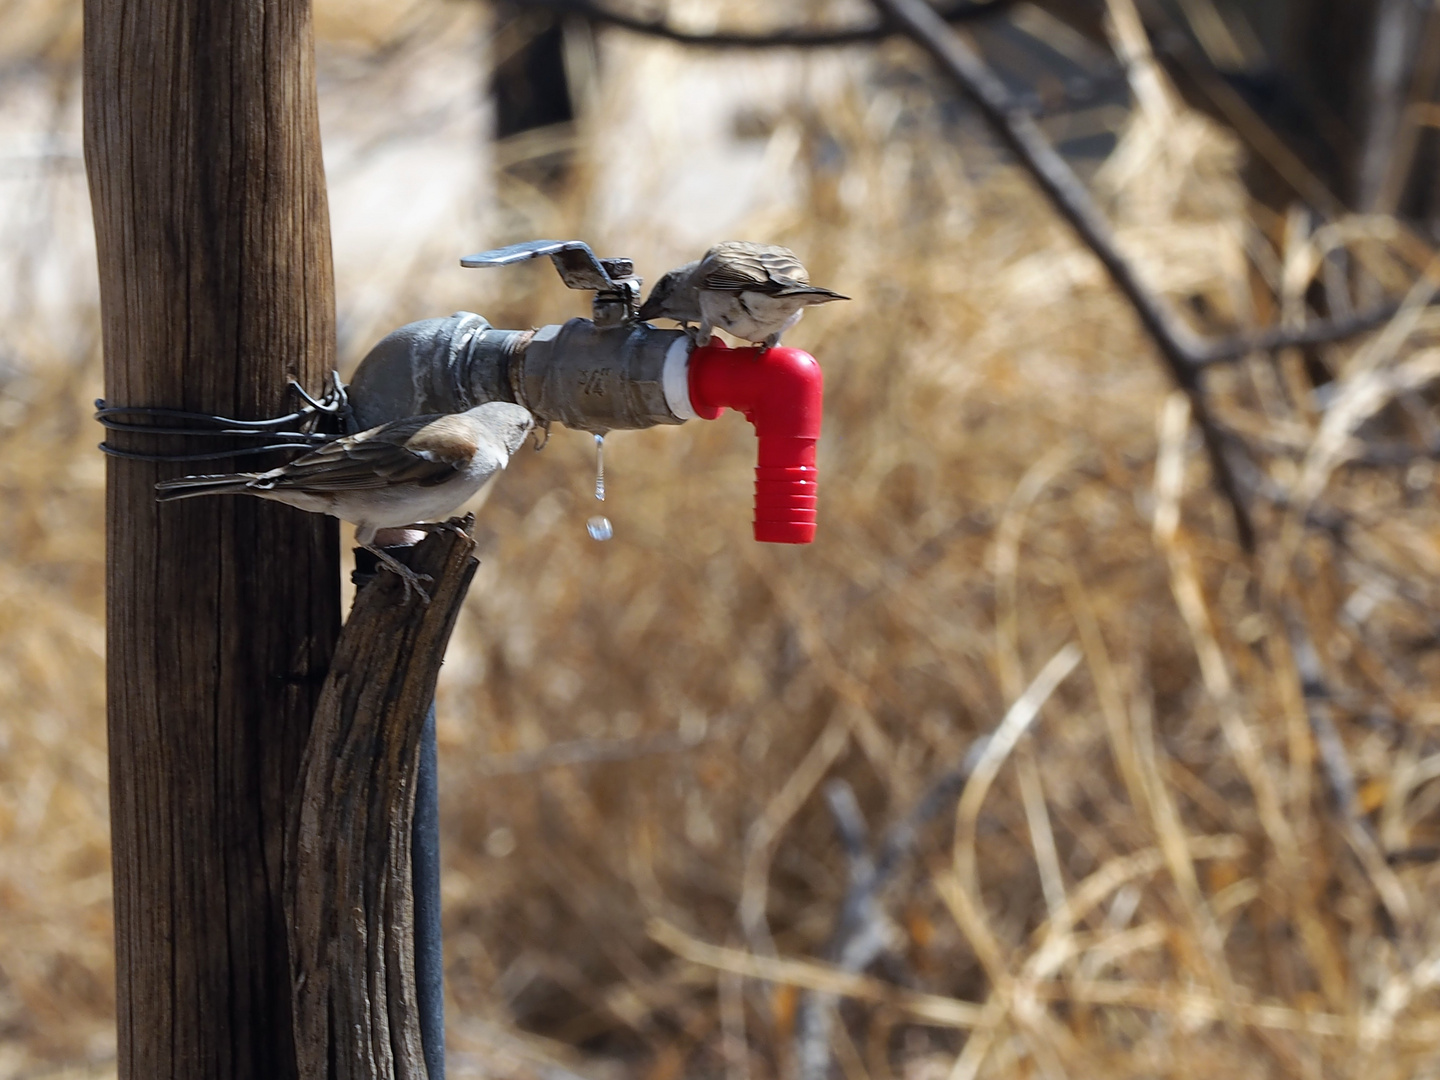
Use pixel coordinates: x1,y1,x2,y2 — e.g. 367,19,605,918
687,340,823,544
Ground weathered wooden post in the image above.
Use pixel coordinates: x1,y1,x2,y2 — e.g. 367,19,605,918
287,528,479,1080
84,0,341,1074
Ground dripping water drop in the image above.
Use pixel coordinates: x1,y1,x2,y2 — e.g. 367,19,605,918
586,432,612,541
593,433,606,502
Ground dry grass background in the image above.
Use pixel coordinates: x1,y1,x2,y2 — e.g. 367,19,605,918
6,1,1440,1077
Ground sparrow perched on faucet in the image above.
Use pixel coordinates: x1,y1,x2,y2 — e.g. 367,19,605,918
155,401,535,601
638,241,848,348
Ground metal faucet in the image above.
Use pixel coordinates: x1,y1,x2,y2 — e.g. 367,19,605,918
347,240,824,544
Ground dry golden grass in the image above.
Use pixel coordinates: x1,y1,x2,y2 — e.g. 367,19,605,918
6,2,1440,1078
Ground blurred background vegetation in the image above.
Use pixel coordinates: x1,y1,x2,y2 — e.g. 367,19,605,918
7,0,1440,1077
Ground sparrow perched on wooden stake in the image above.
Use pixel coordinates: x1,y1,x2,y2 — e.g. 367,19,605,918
638,241,848,348
155,402,534,601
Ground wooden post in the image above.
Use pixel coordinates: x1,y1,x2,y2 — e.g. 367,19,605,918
288,525,481,1080
84,0,341,1074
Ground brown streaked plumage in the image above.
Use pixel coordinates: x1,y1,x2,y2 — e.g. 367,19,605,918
155,401,534,600
638,241,849,348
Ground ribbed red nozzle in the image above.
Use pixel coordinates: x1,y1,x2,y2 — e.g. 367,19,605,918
687,341,823,544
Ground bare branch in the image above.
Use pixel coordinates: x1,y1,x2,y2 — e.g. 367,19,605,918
868,0,1258,548
1191,303,1406,366
823,779,872,867
523,0,1018,48
797,743,989,1080
1283,609,1415,934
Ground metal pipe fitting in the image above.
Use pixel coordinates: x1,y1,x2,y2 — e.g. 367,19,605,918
515,318,688,434
346,310,824,546
347,312,689,434
346,313,529,429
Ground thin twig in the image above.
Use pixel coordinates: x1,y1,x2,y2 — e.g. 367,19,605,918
521,0,1018,48
1345,440,1440,467
648,919,987,1029
738,709,853,953
869,0,1260,546
1190,303,1404,365
824,780,873,869
796,782,878,1080
650,917,1440,1044
1283,608,1415,936
954,645,1083,892
796,751,986,1080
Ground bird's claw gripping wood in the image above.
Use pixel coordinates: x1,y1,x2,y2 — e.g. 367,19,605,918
412,519,474,542
364,545,436,605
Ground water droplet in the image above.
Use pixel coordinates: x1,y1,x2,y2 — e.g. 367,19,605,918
485,826,516,858
586,515,613,542
593,433,606,501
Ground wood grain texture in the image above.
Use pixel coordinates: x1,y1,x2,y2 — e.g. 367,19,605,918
84,0,340,1075
287,525,480,1080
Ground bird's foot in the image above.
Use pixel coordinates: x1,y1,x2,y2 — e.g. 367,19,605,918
412,516,474,542
364,544,434,605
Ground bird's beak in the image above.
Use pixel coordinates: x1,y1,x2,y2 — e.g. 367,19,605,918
636,296,661,320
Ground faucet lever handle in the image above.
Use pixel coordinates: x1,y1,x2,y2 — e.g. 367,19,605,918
461,239,608,289
460,239,641,327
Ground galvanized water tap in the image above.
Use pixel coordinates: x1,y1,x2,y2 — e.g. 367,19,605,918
461,239,643,328
346,240,824,544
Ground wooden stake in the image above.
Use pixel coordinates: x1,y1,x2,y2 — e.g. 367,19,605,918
288,524,480,1080
84,0,340,1074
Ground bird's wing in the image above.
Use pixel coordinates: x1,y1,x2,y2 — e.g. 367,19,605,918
698,242,811,292
260,414,477,492
768,277,849,301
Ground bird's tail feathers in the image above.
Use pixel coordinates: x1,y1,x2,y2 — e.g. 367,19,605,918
154,474,260,501
771,279,849,304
